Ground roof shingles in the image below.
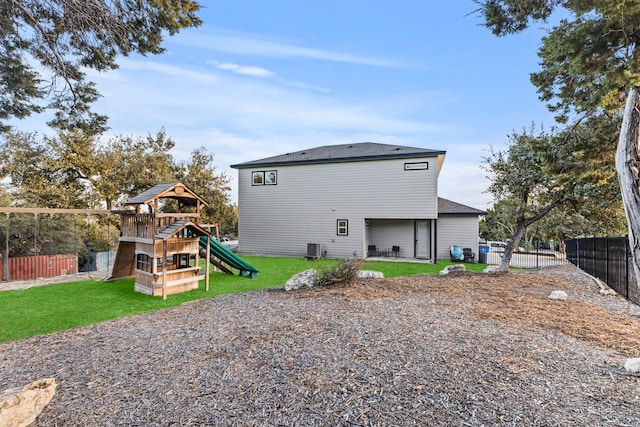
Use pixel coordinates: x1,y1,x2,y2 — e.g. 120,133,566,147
231,142,446,168
438,198,486,216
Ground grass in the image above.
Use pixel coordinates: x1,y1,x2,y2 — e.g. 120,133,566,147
0,257,487,343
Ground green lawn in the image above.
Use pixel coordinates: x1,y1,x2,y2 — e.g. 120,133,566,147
0,257,486,343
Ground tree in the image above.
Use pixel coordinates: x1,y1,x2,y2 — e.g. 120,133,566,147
176,146,236,236
537,200,627,253
483,115,619,270
0,129,236,228
483,127,572,270
1,0,202,133
475,1,640,278
479,198,521,242
0,128,182,209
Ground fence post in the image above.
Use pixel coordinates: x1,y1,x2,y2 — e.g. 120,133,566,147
4,213,8,281
33,213,38,283
606,237,609,292
626,237,630,299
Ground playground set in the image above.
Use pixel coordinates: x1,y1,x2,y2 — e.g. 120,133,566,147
0,182,258,298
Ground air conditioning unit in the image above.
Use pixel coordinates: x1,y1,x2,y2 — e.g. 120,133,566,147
306,243,322,260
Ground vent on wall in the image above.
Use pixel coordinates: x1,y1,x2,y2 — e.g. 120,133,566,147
306,243,322,260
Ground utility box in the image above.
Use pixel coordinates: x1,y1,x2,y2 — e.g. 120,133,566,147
306,243,322,260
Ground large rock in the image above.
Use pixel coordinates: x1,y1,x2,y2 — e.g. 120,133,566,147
0,378,57,427
625,358,640,373
548,290,568,300
356,270,384,279
285,269,319,291
439,264,466,275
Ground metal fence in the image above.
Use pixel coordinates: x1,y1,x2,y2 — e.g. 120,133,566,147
565,237,638,304
482,247,570,269
0,250,114,282
0,254,78,281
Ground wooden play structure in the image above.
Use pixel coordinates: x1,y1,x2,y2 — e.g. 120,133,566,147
108,182,212,299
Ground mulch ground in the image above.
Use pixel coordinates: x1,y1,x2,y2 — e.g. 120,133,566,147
2,264,640,426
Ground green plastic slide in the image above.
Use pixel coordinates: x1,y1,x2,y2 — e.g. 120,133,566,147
199,236,258,278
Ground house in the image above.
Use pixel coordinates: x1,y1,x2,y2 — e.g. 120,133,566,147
437,197,487,260
230,142,485,262
108,182,212,298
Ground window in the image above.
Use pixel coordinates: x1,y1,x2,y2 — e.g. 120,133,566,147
178,253,189,268
252,171,264,185
404,162,428,171
265,170,277,185
136,254,152,272
252,170,277,186
337,219,348,236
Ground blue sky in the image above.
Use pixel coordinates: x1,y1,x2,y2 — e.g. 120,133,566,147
21,1,560,209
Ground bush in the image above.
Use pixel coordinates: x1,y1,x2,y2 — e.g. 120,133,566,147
318,259,361,286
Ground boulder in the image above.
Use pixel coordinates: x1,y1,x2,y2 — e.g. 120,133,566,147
439,264,466,275
0,378,57,427
548,290,568,300
483,265,500,273
599,287,618,296
624,358,640,373
356,270,384,279
284,269,319,291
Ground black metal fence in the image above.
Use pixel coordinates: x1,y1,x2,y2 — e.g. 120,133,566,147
565,237,638,304
482,247,570,269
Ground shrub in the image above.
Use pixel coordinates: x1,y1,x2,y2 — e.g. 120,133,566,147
318,259,361,286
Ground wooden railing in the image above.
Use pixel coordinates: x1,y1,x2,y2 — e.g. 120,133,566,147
120,213,200,239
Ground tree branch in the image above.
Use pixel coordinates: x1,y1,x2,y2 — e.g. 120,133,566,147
11,0,77,102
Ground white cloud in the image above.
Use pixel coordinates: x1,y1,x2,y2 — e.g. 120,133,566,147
175,29,405,68
207,61,276,78
118,58,219,83
95,57,444,138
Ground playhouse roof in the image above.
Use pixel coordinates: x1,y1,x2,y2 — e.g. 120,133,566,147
230,142,446,169
125,182,208,208
155,219,210,240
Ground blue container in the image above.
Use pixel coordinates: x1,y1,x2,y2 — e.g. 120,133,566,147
478,245,489,264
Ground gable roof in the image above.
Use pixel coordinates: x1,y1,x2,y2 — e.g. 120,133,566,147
155,219,210,240
125,182,208,207
230,142,446,169
438,197,486,216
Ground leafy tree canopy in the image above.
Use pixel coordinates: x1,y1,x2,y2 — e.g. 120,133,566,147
1,0,202,133
175,146,236,235
0,129,231,212
483,114,621,269
475,0,640,121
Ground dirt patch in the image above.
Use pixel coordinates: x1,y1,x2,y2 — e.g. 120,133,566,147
300,269,640,358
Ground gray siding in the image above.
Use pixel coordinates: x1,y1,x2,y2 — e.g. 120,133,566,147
237,157,439,258
436,216,480,261
366,219,415,258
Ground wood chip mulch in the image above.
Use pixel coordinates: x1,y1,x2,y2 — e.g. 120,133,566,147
2,264,640,426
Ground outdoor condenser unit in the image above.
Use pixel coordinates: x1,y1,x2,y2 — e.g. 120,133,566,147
306,243,322,260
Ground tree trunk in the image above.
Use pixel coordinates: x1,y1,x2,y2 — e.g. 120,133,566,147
498,222,527,272
497,197,568,272
615,86,640,290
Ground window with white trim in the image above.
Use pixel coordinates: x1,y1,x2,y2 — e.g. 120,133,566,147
337,219,348,236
